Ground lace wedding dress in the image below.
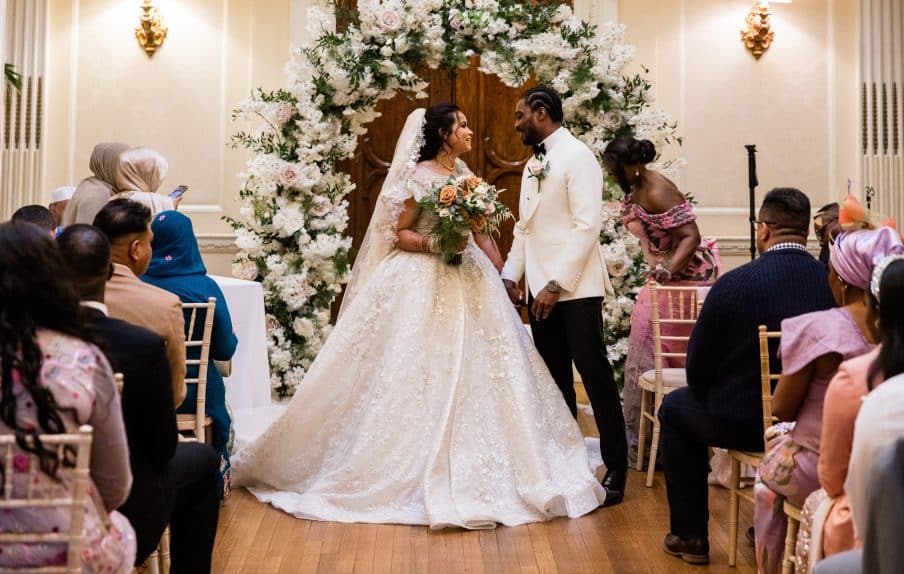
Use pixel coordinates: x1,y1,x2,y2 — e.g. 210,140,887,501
231,110,604,529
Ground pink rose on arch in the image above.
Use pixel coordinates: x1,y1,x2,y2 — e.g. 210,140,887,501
449,15,463,30
279,164,300,187
379,9,402,31
311,195,332,217
265,314,280,335
275,102,295,125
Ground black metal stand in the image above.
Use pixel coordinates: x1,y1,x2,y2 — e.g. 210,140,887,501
745,144,758,261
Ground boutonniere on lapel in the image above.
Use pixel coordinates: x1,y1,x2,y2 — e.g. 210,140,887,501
526,144,550,190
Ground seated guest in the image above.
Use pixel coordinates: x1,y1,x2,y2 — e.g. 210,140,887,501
814,203,840,265
754,227,902,573
62,141,129,226
804,254,904,571
658,188,835,565
11,204,57,237
0,221,135,572
813,441,904,574
142,211,238,498
93,199,187,406
57,224,221,573
111,147,176,215
48,185,75,227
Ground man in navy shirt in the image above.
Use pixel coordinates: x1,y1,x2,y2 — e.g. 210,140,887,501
659,188,835,565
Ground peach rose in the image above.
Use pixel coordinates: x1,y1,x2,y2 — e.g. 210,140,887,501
464,176,482,191
438,185,458,206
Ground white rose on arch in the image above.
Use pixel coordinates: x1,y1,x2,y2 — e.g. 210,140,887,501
379,9,402,32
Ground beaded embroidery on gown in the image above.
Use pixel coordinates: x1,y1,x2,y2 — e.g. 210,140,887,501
231,164,605,529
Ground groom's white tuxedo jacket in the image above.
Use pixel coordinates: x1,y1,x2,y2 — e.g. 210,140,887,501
502,127,613,301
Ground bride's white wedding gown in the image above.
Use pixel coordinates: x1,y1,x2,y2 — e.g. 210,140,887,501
231,166,605,528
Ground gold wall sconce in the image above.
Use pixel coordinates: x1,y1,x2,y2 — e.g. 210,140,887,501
740,0,791,60
136,0,168,57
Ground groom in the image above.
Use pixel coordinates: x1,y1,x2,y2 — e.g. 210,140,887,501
502,86,629,507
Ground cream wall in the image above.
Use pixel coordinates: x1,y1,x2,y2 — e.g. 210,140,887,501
44,0,291,275
613,0,860,268
45,1,859,274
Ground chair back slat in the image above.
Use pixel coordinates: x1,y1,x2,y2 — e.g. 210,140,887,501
180,297,216,442
758,325,782,434
0,425,93,573
649,282,701,392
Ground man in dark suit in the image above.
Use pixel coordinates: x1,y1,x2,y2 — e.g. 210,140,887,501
57,224,220,573
657,188,836,565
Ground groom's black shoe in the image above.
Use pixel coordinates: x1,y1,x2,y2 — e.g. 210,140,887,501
663,533,709,565
601,467,627,507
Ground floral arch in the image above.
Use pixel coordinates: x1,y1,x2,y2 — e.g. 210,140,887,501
230,0,680,399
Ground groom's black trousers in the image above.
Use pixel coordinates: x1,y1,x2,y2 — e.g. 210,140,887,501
528,295,628,472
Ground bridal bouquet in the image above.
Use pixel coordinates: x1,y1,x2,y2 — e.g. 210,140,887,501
418,175,511,264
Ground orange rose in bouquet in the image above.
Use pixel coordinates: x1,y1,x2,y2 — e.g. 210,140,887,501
438,185,458,207
417,174,511,264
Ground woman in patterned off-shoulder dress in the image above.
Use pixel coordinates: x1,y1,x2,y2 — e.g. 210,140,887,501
602,136,720,464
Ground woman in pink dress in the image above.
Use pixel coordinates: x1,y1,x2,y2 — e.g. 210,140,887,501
602,136,720,462
0,222,136,572
753,227,903,573
796,252,904,571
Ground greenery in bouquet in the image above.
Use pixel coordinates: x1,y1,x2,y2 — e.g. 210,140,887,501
418,175,512,264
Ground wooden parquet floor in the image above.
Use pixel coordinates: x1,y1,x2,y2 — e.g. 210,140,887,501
213,471,756,574
214,387,756,573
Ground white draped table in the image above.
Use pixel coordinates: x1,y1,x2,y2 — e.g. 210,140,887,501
210,275,272,410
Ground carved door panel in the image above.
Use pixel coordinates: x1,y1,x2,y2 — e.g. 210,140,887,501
344,64,532,265
339,70,455,256
456,63,534,268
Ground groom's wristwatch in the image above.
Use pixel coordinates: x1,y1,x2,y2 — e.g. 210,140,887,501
545,280,562,294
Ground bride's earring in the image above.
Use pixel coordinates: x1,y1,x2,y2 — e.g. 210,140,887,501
635,169,640,177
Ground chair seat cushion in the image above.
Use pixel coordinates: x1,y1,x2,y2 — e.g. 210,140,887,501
727,449,764,466
638,368,688,391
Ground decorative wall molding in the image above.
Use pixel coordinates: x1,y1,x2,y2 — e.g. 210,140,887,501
196,233,818,260
198,233,239,254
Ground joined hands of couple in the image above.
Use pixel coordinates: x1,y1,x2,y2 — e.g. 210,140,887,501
503,279,561,322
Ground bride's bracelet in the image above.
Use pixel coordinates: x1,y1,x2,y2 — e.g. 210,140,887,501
419,234,441,254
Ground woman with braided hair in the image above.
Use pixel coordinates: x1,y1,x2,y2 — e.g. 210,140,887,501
0,221,135,572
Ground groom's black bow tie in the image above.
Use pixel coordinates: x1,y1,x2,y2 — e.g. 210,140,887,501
532,143,546,157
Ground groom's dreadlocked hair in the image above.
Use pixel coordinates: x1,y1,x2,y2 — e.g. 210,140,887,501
418,103,461,162
521,86,563,123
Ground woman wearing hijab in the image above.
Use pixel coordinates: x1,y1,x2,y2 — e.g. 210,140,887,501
112,148,175,216
141,210,238,498
61,142,129,226
752,226,904,573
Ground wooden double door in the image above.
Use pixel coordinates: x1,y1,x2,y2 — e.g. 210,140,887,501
340,64,533,266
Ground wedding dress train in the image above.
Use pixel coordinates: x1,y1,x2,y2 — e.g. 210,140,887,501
231,165,605,529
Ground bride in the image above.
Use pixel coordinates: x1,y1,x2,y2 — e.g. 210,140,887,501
231,105,605,528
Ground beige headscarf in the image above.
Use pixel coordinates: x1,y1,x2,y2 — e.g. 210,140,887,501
61,142,129,226
111,148,173,215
